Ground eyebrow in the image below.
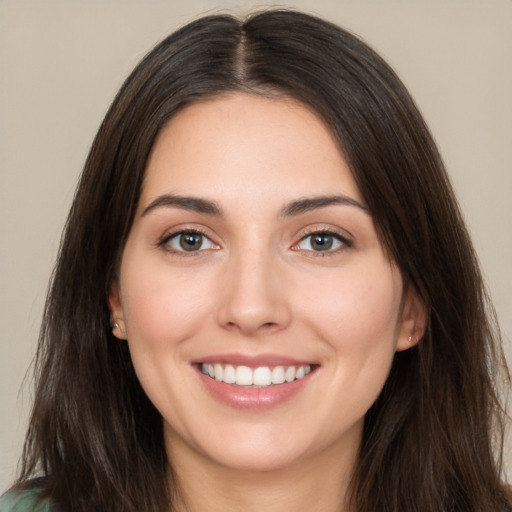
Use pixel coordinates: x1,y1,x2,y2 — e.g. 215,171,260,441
141,193,368,218
280,195,368,216
141,194,223,217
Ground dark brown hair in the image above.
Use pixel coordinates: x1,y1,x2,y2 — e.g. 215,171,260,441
14,9,510,512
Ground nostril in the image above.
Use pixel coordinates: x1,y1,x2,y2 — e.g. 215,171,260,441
223,320,280,336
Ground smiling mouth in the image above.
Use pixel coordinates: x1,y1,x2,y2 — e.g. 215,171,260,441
200,363,314,387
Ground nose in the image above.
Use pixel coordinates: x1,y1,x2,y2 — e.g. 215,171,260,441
216,249,292,337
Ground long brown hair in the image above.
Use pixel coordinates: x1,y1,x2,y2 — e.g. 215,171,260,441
14,9,510,512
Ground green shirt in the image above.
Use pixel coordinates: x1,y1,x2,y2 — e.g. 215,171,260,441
0,489,55,512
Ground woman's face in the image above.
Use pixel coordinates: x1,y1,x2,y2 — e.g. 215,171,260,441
110,93,423,473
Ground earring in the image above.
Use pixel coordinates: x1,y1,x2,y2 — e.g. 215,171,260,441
112,322,121,333
408,335,413,343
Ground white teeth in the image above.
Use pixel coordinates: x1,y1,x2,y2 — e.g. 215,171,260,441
200,363,312,387
214,363,223,381
223,364,236,384
235,365,253,385
285,366,296,382
253,366,272,386
271,366,286,384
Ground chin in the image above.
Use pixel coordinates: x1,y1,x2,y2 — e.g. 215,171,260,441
204,443,308,473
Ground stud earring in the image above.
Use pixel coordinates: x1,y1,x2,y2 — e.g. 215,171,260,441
112,322,121,333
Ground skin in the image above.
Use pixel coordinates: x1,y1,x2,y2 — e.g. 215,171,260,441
110,93,426,512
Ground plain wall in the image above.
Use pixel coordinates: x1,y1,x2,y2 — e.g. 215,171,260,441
1,0,511,490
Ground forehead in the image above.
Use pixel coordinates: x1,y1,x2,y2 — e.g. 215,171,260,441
141,93,363,209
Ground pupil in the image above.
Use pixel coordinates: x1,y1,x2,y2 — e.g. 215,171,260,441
180,233,202,251
312,234,333,251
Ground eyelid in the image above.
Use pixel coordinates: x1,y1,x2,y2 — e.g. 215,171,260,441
291,227,353,253
158,226,220,254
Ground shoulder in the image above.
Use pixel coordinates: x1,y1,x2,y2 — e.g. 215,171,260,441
0,488,56,512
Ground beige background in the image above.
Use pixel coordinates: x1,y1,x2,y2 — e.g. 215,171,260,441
1,0,511,490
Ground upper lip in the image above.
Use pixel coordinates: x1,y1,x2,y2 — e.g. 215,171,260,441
192,353,318,368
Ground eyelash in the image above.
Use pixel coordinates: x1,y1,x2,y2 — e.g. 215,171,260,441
293,229,353,256
157,228,353,256
158,228,218,256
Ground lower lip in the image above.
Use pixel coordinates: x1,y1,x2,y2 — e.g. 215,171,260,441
196,369,313,411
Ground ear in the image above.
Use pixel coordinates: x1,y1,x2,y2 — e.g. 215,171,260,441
108,281,127,340
395,285,427,352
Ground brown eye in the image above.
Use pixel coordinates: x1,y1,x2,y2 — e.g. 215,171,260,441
179,233,204,251
310,234,334,251
163,231,218,253
296,232,347,252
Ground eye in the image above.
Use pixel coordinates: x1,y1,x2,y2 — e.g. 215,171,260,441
162,230,218,253
295,232,348,252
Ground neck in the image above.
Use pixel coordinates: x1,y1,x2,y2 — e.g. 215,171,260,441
166,429,359,512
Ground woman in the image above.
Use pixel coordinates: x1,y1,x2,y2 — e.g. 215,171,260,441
1,9,510,512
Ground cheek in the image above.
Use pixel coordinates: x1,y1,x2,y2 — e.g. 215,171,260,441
119,257,216,348
303,266,401,346
118,257,218,421
307,266,402,411
297,261,403,413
